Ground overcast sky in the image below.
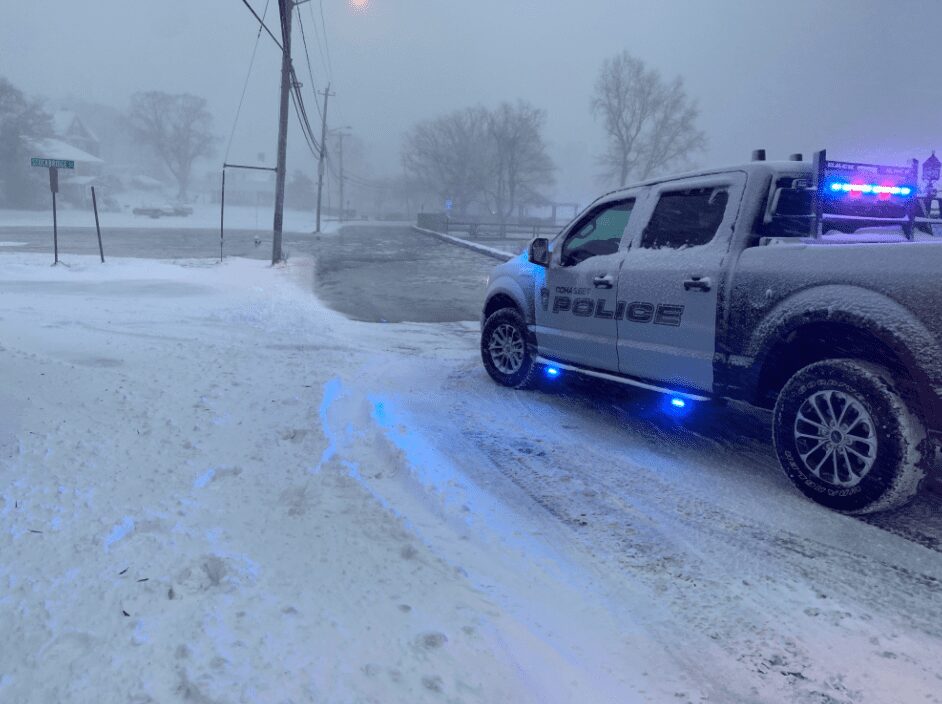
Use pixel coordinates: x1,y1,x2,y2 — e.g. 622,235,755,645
4,0,941,204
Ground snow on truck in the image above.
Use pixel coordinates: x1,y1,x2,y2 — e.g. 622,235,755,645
480,150,942,514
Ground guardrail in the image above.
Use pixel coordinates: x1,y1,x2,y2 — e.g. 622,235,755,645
414,213,561,240
411,226,516,261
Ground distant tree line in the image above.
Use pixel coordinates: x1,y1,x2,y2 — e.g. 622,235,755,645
3,49,705,214
401,100,555,220
397,51,705,217
0,77,53,208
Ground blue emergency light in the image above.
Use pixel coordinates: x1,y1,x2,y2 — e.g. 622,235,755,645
829,183,912,196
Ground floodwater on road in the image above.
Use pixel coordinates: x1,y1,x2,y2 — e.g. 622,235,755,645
311,225,522,323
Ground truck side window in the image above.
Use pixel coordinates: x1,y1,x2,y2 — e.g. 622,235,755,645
560,200,634,266
641,187,729,249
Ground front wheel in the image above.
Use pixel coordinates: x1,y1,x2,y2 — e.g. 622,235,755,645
481,307,539,389
772,359,928,514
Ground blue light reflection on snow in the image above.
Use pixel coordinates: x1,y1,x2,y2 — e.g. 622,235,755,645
368,395,564,579
311,378,344,474
103,515,135,551
193,468,216,489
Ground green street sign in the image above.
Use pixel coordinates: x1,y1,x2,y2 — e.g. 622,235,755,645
31,158,74,169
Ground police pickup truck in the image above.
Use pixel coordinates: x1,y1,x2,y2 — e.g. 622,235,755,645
480,151,942,514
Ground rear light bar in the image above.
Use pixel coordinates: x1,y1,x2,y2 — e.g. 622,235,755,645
829,183,913,196
812,149,919,240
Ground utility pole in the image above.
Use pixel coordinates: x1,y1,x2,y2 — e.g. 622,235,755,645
315,84,334,233
271,0,293,264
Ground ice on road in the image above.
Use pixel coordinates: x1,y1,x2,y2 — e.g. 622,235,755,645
1,253,940,703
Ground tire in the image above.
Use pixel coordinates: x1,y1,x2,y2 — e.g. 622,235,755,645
772,359,928,514
481,307,539,389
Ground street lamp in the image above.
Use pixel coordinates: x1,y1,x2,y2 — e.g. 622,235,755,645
330,127,353,222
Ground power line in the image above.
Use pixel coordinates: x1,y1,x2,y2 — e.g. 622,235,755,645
318,0,334,79
295,6,324,122
290,83,319,158
226,0,271,161
238,0,284,53
290,64,322,152
325,154,388,192
232,0,322,162
307,0,331,82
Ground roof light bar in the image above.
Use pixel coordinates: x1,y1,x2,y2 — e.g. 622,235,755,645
829,183,913,196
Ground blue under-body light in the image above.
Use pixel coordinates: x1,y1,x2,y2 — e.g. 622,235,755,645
546,367,560,377
829,182,913,196
670,397,686,408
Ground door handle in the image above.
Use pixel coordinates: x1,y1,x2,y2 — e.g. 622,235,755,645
593,275,614,289
683,276,712,292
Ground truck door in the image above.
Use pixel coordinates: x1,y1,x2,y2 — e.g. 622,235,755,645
615,173,745,393
534,198,637,371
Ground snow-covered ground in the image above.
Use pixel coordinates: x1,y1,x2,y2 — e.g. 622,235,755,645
1,252,941,703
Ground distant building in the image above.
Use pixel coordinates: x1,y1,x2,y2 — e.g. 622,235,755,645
26,111,106,206
52,111,101,157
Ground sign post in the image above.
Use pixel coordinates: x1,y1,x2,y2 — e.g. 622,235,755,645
91,186,105,263
31,157,75,265
50,167,58,264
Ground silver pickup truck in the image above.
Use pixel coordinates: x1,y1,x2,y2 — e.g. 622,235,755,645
480,154,941,514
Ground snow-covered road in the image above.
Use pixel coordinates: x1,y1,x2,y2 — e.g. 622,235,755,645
1,253,940,703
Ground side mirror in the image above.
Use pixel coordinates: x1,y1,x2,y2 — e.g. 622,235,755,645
528,237,550,267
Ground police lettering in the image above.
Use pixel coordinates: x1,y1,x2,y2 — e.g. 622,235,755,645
549,296,685,326
572,298,595,317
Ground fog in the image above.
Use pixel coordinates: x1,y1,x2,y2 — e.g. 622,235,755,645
4,0,941,207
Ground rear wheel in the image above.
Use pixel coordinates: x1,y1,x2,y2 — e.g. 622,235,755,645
481,307,539,389
772,359,928,514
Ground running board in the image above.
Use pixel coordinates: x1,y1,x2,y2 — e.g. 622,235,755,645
534,357,710,402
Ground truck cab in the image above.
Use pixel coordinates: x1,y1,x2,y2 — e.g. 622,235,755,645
481,156,942,514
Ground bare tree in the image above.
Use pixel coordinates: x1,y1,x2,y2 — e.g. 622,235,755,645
129,92,215,199
402,102,555,219
401,106,490,215
591,52,706,187
486,101,555,222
